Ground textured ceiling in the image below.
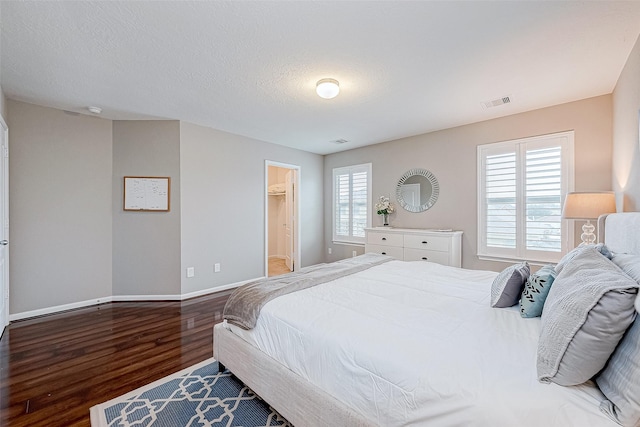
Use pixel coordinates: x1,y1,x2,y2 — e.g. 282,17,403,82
2,1,640,155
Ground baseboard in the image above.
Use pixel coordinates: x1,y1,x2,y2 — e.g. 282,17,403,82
268,255,285,260
180,277,263,300
9,296,114,321
9,277,264,322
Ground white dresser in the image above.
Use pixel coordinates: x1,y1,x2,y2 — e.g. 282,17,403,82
364,227,463,267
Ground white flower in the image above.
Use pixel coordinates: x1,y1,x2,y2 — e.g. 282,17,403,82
375,196,394,215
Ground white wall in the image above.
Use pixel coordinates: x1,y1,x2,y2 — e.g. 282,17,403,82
8,100,113,313
112,120,182,296
6,104,323,314
325,95,613,271
612,34,640,211
179,121,324,295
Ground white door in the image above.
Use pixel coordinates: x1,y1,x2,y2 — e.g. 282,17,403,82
265,161,300,278
0,117,9,335
284,170,294,271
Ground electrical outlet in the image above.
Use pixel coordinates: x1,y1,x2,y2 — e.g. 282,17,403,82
328,247,332,255
214,263,221,273
352,251,357,257
186,267,195,278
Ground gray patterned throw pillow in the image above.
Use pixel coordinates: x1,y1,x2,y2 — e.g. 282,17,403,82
491,261,530,308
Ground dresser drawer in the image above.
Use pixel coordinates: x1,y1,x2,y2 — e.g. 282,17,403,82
364,227,462,267
403,248,450,265
366,231,403,247
365,244,404,260
404,234,450,252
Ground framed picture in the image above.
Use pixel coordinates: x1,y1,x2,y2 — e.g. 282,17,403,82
123,176,170,211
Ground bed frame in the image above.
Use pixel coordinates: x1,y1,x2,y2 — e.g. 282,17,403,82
213,323,374,426
214,212,640,427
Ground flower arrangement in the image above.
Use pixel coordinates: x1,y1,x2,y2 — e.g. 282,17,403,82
375,196,395,215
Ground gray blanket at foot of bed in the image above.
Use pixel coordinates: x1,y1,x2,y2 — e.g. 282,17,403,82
223,253,392,330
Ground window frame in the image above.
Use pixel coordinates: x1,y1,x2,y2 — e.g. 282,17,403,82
332,163,372,245
477,131,575,263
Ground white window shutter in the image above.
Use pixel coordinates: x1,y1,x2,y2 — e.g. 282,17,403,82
478,131,574,263
333,164,372,244
525,146,562,253
485,152,517,249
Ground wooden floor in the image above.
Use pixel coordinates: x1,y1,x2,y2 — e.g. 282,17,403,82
268,257,291,277
0,290,232,426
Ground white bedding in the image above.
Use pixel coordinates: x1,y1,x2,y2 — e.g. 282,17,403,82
226,260,617,426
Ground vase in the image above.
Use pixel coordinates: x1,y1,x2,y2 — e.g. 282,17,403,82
382,213,389,226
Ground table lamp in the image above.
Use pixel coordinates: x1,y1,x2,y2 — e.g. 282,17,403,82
562,192,616,245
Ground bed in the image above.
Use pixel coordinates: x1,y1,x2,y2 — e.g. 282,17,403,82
214,212,640,426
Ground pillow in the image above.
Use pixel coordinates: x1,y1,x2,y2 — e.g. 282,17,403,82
596,317,640,427
555,243,612,275
520,264,557,318
490,262,530,308
537,245,638,386
612,253,640,285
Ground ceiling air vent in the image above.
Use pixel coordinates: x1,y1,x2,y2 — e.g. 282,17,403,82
482,96,511,109
331,139,349,144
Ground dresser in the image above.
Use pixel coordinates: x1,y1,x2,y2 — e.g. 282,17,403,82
364,227,463,267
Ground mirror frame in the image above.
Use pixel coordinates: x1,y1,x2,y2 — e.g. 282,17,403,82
396,168,440,212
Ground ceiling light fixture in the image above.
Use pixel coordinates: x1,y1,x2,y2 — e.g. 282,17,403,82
316,78,340,99
87,106,102,114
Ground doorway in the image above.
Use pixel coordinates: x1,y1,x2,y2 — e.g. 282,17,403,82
265,161,300,277
0,115,9,336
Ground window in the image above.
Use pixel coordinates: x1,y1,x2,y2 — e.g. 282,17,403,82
333,163,372,244
477,131,574,263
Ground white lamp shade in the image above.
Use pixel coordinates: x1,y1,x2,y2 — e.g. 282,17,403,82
316,78,340,99
562,192,616,220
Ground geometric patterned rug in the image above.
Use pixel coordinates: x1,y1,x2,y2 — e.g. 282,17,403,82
90,358,293,427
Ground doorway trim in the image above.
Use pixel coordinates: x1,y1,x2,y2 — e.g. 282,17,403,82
0,114,9,335
265,161,301,277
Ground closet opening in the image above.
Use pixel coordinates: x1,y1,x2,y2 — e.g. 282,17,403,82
265,161,300,277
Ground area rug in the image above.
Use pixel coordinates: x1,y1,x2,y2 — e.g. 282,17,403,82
90,358,292,427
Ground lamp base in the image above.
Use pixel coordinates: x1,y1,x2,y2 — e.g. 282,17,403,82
579,220,596,245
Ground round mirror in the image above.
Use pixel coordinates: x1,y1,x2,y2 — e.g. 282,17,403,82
396,168,439,212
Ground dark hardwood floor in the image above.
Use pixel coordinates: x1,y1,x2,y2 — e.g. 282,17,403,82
0,290,232,426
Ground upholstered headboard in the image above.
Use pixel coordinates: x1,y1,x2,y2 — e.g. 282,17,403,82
599,212,640,255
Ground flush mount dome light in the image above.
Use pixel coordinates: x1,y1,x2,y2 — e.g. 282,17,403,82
316,78,340,99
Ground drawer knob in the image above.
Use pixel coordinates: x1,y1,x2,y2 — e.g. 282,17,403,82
381,237,387,241
422,241,428,244
421,257,428,260
381,252,387,255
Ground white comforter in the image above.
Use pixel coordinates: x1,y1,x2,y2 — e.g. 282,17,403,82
227,260,617,426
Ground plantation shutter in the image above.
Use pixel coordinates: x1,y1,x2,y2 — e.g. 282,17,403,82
485,152,517,250
333,164,372,244
335,172,350,238
525,146,562,252
351,170,368,238
478,132,573,263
